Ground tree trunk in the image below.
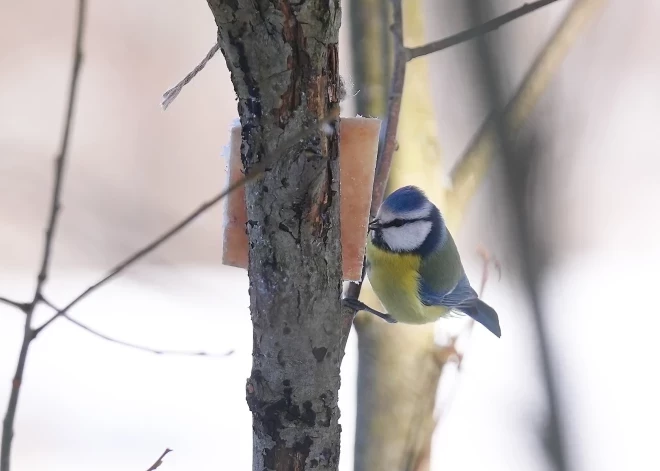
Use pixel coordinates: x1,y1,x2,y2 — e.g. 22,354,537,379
205,1,343,470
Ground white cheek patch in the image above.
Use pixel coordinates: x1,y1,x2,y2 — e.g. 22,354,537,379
378,201,432,224
382,220,433,252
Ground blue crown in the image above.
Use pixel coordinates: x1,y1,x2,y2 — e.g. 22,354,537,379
382,185,428,213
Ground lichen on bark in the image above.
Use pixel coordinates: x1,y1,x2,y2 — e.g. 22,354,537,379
205,0,343,470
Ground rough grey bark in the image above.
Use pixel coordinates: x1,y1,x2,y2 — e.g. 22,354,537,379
205,1,343,470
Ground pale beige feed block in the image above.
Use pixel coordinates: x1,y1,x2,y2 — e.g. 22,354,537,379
222,117,381,281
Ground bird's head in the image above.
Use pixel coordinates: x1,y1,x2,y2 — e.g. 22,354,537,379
369,186,444,255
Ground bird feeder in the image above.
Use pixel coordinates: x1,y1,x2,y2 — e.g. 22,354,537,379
222,117,381,281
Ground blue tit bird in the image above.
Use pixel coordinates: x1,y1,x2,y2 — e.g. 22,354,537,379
343,185,501,337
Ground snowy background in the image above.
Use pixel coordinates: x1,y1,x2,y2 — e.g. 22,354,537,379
2,0,660,470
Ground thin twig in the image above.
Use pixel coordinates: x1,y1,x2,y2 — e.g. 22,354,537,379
66,317,235,357
342,0,406,317
33,189,243,335
446,249,499,369
1,3,86,471
145,448,172,471
477,247,501,297
340,0,406,353
406,0,563,61
38,297,234,357
33,106,341,336
0,298,27,313
31,3,86,306
465,0,570,469
445,249,499,359
161,42,220,110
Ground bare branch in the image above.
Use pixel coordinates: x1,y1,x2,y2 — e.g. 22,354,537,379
0,298,27,313
342,0,406,321
1,3,86,470
445,0,605,224
33,107,341,336
369,0,406,217
161,43,220,110
452,248,501,350
66,316,235,357
38,297,234,357
407,0,563,61
0,326,32,471
476,246,501,297
33,191,238,335
145,449,172,471
32,0,87,306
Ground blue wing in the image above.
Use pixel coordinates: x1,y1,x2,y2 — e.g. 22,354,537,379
418,274,478,309
419,275,501,337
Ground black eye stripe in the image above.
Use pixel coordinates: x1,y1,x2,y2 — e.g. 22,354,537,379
381,219,406,228
380,217,432,228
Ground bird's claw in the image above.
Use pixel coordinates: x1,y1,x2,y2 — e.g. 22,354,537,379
342,297,366,312
342,297,398,324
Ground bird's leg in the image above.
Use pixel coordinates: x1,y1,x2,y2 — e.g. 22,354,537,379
342,297,398,324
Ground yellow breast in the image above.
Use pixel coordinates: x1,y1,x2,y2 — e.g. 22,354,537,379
366,241,450,324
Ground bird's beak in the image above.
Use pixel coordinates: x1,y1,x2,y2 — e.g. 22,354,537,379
368,219,381,232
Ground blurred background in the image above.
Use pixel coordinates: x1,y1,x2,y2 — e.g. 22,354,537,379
1,0,659,470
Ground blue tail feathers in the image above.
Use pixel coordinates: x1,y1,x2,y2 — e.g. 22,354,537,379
463,300,501,338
